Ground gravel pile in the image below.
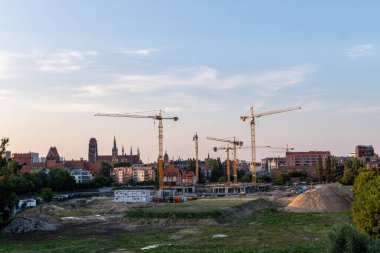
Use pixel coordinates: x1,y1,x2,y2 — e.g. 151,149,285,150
2,217,61,234
285,183,354,213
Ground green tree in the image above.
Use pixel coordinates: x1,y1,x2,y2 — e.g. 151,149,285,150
186,158,196,172
100,161,112,177
331,157,337,182
327,223,370,253
241,173,252,183
218,176,227,183
316,156,324,183
40,187,53,203
273,173,290,185
0,138,19,223
352,171,380,239
325,156,332,183
48,169,75,191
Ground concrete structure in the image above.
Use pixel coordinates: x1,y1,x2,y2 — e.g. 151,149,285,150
355,145,375,158
286,151,330,167
69,169,93,183
114,189,151,203
113,167,133,184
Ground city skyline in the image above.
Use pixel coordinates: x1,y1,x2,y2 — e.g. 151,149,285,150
1,1,379,162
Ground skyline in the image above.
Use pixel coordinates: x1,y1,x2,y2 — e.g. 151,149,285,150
1,1,379,162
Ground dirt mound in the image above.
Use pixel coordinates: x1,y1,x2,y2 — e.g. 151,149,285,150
2,217,61,234
285,183,354,213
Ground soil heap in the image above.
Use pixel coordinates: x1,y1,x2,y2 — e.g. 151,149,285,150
2,217,61,234
285,183,354,213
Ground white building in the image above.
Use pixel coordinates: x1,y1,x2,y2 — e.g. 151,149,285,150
114,189,151,203
69,169,93,183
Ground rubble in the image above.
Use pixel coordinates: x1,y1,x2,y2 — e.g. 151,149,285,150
1,217,61,234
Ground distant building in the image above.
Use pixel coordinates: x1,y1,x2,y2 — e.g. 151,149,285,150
286,151,330,167
11,153,32,174
355,145,375,158
164,150,169,165
88,138,98,163
163,166,181,186
30,152,39,163
181,170,196,185
95,137,142,165
69,169,93,183
113,167,133,184
46,146,64,169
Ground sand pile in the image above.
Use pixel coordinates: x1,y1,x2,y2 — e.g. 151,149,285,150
285,183,354,213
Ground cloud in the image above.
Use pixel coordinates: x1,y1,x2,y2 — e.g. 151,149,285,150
118,48,157,57
346,44,375,59
0,51,33,79
76,65,314,97
37,50,98,73
0,89,11,100
31,100,130,114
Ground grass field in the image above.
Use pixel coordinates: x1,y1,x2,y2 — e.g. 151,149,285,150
125,198,254,219
0,198,352,253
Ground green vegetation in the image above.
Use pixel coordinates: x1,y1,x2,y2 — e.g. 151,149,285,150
0,208,353,253
126,198,251,219
352,170,380,239
327,223,380,253
40,187,53,203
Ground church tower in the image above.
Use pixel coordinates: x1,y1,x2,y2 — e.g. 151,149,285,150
112,136,118,161
88,138,98,163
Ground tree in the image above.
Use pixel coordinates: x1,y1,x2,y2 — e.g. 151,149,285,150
40,187,53,203
331,157,337,182
325,156,332,183
316,156,324,183
48,169,75,191
0,138,19,223
218,176,227,183
241,173,252,183
273,174,290,185
100,161,112,177
352,171,380,239
187,158,196,172
327,223,370,253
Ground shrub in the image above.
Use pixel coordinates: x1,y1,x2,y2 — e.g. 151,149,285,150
40,187,53,203
352,174,380,239
327,223,370,253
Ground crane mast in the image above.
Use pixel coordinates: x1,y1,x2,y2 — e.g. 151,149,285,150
193,133,199,183
95,110,178,190
240,105,301,184
207,136,243,184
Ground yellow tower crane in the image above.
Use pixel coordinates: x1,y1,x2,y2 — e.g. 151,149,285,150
207,136,243,184
95,110,179,189
193,132,199,184
213,145,270,184
240,105,301,184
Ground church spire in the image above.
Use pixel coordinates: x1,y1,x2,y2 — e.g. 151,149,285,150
122,145,125,156
130,146,133,156
137,147,140,156
112,136,118,160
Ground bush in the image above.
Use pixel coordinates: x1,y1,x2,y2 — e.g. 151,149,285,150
40,187,53,203
352,173,380,239
327,223,370,253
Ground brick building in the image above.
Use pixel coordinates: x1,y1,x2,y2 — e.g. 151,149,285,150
355,145,375,158
11,153,32,174
286,151,330,167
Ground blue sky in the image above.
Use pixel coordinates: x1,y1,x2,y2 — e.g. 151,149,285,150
0,1,379,162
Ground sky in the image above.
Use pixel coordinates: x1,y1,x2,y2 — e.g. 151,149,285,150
0,0,379,163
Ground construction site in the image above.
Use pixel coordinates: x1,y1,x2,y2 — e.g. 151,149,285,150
0,106,358,253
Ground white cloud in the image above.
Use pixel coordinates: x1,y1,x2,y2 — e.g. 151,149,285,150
118,48,157,57
346,44,375,59
0,51,33,79
31,100,130,114
37,50,98,73
76,65,314,97
0,89,11,100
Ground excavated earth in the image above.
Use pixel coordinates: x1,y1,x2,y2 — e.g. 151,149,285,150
285,183,354,213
